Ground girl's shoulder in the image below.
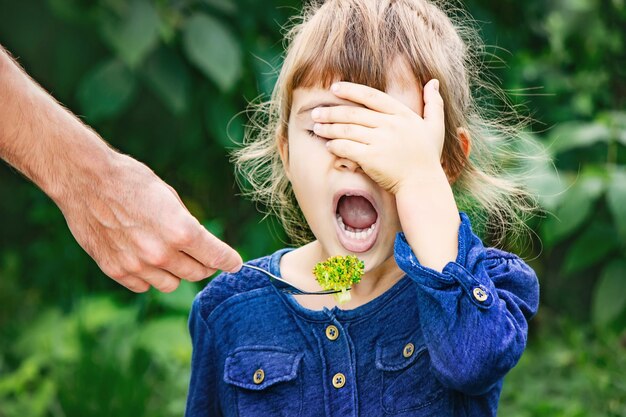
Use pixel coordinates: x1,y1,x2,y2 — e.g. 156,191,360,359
193,255,274,322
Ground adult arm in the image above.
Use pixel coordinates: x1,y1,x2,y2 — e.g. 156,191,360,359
0,45,242,292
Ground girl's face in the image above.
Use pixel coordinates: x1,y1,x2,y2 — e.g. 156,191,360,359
281,69,425,271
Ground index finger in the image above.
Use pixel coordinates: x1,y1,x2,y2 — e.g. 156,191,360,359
329,82,408,115
183,226,243,273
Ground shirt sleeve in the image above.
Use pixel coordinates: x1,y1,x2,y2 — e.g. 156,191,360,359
185,295,219,417
393,212,540,396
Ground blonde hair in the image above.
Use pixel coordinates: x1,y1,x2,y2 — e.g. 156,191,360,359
233,0,536,246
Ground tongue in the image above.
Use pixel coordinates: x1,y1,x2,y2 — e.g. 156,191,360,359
338,196,377,229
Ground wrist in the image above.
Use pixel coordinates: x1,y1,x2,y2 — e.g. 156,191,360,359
45,127,118,207
394,164,448,196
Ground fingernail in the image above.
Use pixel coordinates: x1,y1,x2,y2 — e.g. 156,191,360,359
331,83,340,93
432,79,439,92
311,108,320,119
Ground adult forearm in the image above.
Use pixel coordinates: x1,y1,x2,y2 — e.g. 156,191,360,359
0,45,114,203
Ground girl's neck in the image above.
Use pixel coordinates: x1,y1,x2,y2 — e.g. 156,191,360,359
279,241,406,311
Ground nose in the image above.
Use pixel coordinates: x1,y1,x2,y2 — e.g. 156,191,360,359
334,157,360,172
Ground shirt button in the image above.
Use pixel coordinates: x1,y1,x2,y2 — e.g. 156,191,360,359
403,343,415,358
332,373,346,389
472,286,489,302
253,369,265,384
325,325,339,341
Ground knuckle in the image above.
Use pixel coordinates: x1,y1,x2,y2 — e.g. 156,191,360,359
124,257,144,275
129,280,151,293
158,279,180,293
116,275,150,293
144,246,169,267
170,226,195,247
102,263,125,280
185,269,211,282
179,265,203,281
341,124,352,137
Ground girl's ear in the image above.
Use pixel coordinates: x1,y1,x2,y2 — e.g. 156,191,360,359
443,127,471,184
457,127,471,158
277,133,292,181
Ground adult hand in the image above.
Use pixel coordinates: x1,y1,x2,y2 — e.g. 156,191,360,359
57,153,243,293
0,45,242,293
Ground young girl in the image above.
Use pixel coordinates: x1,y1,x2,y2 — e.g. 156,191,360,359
185,0,539,416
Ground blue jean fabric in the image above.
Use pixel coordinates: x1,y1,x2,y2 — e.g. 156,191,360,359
185,213,539,417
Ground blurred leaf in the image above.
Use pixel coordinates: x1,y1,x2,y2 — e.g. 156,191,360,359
562,223,620,276
516,134,566,210
0,357,42,394
77,59,137,121
100,0,161,68
202,218,225,240
592,259,626,326
136,317,190,363
75,296,136,333
541,172,605,247
47,0,96,22
548,121,611,154
142,47,191,115
250,39,282,99
202,0,237,14
205,97,244,148
183,13,242,91
152,280,197,312
601,111,626,146
15,309,79,362
607,169,626,242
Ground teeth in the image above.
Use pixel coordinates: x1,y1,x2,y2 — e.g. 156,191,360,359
336,214,376,240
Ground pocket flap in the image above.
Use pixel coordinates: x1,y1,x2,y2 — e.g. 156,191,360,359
375,333,425,372
224,346,303,391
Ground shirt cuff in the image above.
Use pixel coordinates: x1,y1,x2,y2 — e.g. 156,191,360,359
393,212,496,309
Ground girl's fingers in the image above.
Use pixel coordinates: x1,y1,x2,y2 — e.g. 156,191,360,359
329,82,408,114
311,105,386,128
325,139,367,163
422,79,445,135
313,122,373,143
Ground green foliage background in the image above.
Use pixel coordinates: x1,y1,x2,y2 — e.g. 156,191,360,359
0,0,625,415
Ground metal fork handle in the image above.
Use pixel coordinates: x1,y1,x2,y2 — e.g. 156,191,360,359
241,264,349,295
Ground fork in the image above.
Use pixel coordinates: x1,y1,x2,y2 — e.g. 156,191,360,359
241,264,349,295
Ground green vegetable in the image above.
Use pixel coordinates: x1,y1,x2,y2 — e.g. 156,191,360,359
313,255,364,304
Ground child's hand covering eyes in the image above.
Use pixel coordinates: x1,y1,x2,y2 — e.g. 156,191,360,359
311,79,445,195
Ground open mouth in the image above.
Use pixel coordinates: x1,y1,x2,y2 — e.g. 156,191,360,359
333,190,380,253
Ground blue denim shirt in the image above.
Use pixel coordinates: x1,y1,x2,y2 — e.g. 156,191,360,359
185,214,539,417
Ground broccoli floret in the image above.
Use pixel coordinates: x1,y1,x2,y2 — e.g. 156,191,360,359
313,255,364,304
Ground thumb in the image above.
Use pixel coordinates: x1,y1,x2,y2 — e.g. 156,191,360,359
423,79,445,134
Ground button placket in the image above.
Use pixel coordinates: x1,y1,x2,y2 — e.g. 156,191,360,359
319,319,355,415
